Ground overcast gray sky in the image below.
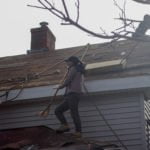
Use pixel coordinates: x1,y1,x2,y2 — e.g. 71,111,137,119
0,0,150,57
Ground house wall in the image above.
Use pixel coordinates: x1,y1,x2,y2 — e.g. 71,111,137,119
144,99,150,150
0,91,146,150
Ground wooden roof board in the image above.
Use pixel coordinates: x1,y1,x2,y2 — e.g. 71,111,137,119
0,40,150,90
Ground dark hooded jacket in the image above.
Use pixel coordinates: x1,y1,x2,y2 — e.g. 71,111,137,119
61,66,84,94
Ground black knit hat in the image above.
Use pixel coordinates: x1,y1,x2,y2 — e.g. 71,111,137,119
65,56,80,65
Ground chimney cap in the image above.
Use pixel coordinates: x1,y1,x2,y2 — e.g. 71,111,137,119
40,21,49,27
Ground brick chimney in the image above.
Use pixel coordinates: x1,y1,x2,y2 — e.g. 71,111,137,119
28,22,56,54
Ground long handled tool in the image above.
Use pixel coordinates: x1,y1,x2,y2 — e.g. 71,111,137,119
38,70,68,118
38,68,68,118
38,88,59,117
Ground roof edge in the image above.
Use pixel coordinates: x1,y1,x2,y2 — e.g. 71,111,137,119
1,75,150,104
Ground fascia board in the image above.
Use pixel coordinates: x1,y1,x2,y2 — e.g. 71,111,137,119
0,75,150,103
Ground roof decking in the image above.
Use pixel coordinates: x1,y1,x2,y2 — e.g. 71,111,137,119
0,40,150,91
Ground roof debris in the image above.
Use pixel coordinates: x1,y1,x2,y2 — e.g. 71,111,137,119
0,126,121,150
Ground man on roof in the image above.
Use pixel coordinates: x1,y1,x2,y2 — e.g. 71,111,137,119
55,56,85,138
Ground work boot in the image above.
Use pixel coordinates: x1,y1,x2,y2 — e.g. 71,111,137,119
73,132,82,138
56,124,70,133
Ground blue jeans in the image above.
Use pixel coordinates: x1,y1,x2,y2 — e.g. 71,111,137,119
55,92,81,132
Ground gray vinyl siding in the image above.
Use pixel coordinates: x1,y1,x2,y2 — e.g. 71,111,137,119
0,92,145,150
144,100,150,150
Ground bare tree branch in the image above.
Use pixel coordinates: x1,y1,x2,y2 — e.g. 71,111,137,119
39,0,66,20
61,0,70,18
115,17,141,23
27,4,46,10
114,0,128,31
29,0,118,39
99,27,108,36
75,0,80,23
115,21,133,31
27,0,150,42
123,0,127,21
44,0,67,19
61,18,116,39
116,17,140,32
113,0,125,18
